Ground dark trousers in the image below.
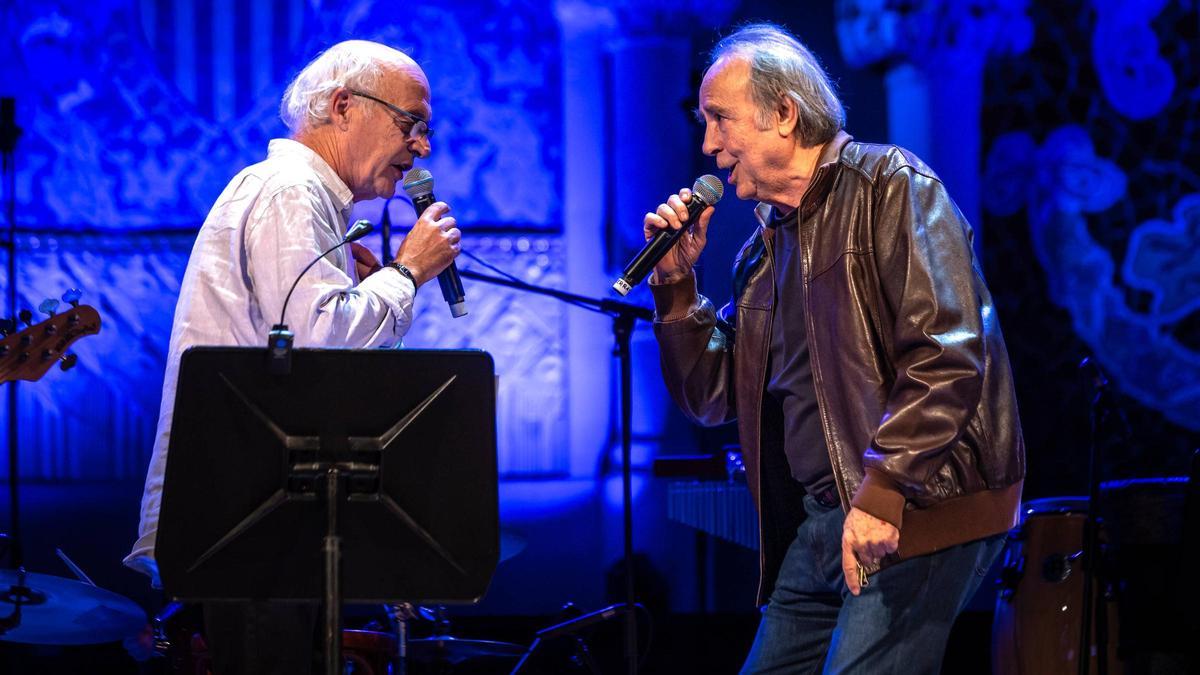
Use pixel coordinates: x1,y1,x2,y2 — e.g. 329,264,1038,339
204,601,320,675
741,495,1005,674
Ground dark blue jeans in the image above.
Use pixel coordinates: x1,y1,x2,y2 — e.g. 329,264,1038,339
740,495,1004,674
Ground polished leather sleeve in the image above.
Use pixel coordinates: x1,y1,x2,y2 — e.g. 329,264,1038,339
852,165,987,527
650,272,738,427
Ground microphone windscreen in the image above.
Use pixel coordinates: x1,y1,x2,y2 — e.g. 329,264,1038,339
693,174,724,206
402,168,434,200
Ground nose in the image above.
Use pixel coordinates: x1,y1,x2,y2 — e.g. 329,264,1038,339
701,122,719,157
411,134,431,159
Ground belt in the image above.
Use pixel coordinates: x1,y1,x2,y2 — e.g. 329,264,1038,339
811,486,840,509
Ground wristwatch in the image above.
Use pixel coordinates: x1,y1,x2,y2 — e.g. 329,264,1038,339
386,261,417,286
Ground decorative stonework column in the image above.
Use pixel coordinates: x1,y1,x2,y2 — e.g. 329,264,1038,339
553,0,620,478
836,0,1033,239
553,0,738,474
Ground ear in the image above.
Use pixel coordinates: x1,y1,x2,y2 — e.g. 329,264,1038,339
329,87,354,129
776,95,798,138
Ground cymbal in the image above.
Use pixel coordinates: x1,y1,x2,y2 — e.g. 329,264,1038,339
0,569,146,645
407,636,525,664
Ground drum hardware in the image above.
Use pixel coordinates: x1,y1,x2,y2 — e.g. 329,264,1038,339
1044,549,1082,583
0,568,145,645
1076,356,1130,675
991,497,1122,675
511,601,645,675
382,529,527,674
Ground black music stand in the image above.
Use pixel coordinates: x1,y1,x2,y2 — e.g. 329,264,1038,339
155,347,499,675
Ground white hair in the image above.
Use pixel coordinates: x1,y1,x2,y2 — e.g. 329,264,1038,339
710,23,845,147
279,40,411,134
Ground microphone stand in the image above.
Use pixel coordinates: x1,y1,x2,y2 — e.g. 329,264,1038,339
0,97,32,633
1077,357,1117,675
458,268,650,675
380,197,393,262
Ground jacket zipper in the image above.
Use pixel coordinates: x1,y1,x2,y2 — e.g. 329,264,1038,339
795,185,852,513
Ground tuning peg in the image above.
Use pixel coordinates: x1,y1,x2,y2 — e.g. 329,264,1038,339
18,309,32,327
59,353,78,371
38,298,59,318
61,289,82,307
0,318,14,337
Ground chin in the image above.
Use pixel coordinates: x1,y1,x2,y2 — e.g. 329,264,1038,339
375,180,398,200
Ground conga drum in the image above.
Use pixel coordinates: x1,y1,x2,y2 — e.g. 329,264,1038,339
991,497,1121,675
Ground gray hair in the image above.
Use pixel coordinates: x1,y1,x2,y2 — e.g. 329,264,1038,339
279,40,406,134
710,23,845,147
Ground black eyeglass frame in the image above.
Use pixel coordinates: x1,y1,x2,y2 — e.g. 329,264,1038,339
347,88,434,141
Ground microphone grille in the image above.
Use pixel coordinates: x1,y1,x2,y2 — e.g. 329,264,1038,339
402,168,434,199
692,174,724,205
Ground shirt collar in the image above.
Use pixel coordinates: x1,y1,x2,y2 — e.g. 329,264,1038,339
267,138,355,216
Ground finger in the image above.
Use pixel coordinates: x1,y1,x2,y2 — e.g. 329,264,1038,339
656,203,683,230
691,206,715,242
679,187,693,203
438,216,457,232
421,202,451,221
445,227,462,244
667,195,689,223
644,212,671,239
841,538,861,596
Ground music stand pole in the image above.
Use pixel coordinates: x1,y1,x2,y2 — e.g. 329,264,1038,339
459,268,650,675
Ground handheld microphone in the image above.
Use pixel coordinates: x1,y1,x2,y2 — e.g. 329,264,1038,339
612,175,724,296
267,219,375,375
402,168,467,318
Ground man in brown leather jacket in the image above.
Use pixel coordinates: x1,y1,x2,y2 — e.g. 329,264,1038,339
646,23,1025,673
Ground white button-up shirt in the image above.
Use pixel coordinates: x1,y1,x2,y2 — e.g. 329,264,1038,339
124,139,416,584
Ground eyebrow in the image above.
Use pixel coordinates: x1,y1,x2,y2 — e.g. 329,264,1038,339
695,104,733,123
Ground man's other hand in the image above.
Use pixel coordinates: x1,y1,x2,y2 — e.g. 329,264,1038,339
351,242,382,280
840,506,900,596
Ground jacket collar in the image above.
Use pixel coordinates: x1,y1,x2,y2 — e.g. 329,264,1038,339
753,129,854,227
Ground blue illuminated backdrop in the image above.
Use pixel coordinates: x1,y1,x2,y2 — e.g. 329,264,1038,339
0,0,1196,625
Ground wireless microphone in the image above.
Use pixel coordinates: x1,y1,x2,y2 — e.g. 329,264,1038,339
402,169,467,318
612,175,724,296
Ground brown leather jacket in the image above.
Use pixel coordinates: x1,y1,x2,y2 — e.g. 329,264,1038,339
651,132,1025,604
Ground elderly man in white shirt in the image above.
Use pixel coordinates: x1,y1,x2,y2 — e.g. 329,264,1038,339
124,39,460,674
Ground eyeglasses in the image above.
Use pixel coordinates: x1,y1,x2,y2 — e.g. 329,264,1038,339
348,89,434,142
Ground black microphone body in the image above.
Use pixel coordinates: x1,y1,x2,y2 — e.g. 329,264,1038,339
410,192,467,318
403,169,467,318
612,175,724,296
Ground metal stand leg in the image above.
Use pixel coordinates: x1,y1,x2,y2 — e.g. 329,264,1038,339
324,467,342,675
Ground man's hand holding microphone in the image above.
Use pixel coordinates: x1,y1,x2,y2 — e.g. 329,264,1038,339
615,175,723,295
392,199,461,287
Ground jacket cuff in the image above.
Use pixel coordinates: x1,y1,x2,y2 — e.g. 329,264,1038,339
851,468,906,531
650,272,699,322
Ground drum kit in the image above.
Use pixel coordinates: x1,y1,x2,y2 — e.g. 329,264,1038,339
1,531,533,673
147,531,535,675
